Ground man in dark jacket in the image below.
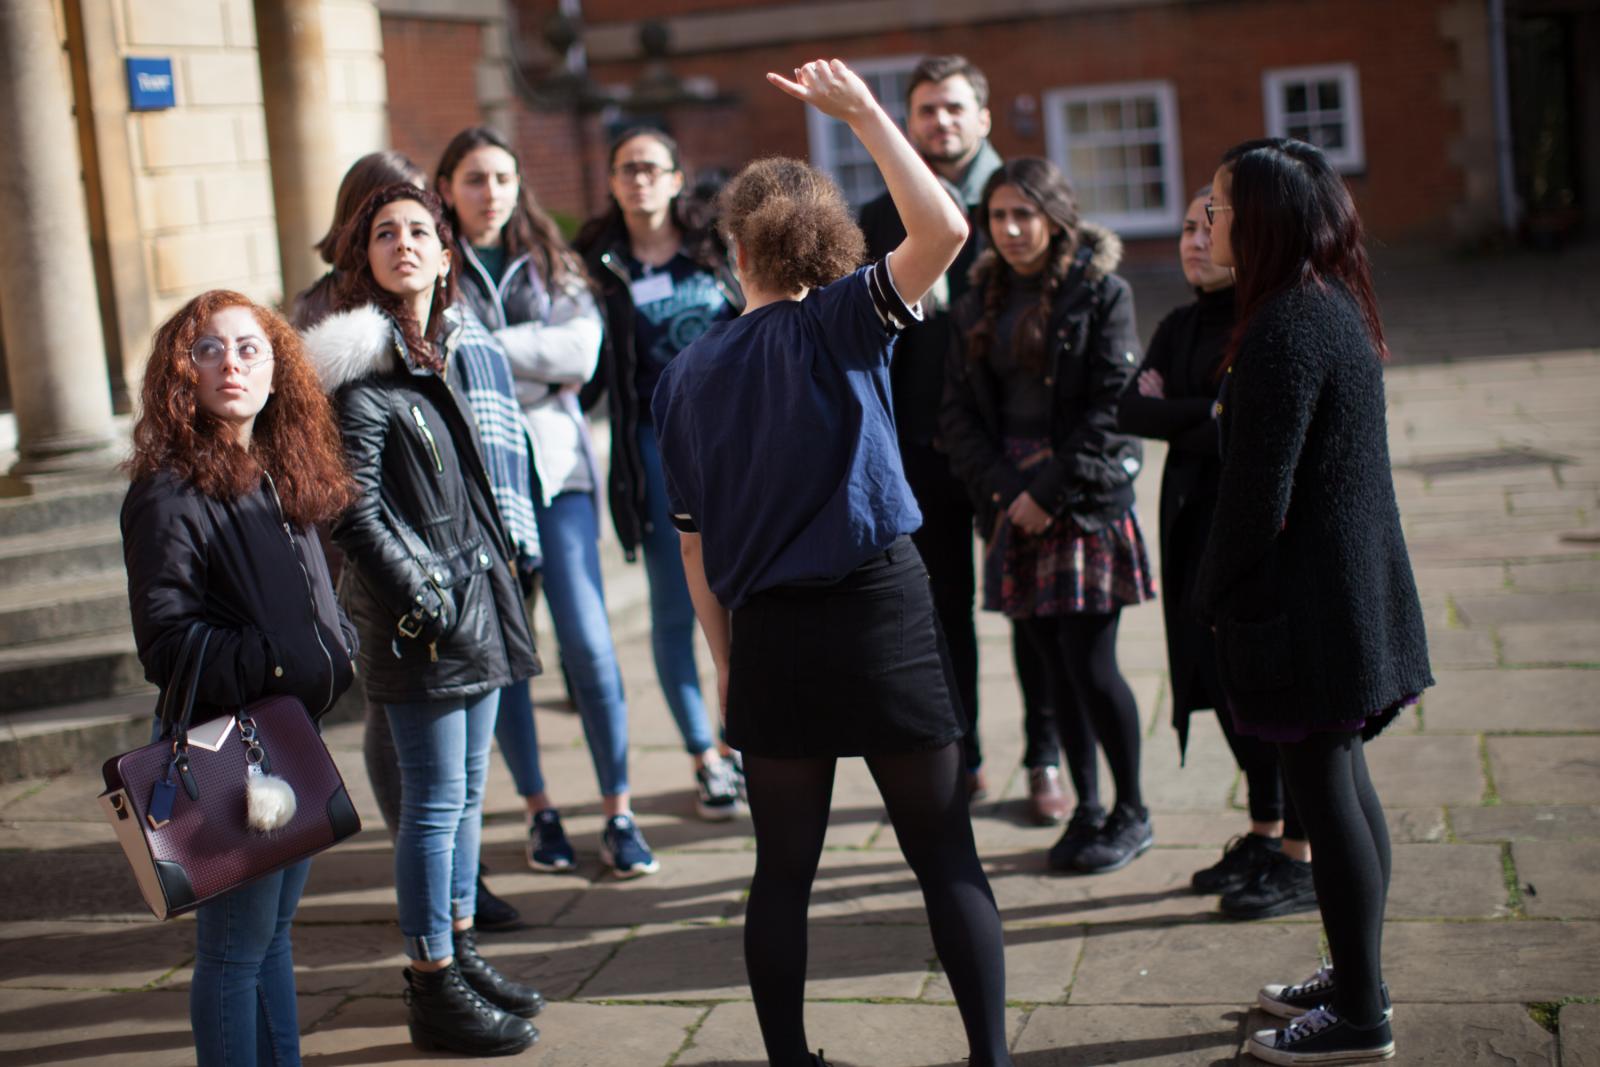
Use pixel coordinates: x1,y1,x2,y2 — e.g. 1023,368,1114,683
858,55,1063,818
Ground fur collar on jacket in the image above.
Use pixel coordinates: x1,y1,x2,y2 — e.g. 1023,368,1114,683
968,220,1124,288
301,304,467,394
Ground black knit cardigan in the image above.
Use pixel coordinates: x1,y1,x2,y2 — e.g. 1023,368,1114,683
1193,282,1433,732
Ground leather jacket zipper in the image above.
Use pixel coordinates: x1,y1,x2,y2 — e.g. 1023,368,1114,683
410,404,444,473
263,472,338,717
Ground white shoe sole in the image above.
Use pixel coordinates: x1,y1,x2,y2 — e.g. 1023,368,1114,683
696,798,742,822
1258,991,1395,1021
526,854,576,873
1247,1033,1395,1064
599,844,659,879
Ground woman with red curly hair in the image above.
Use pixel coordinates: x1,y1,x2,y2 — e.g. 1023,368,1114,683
121,290,360,1066
652,60,1012,1067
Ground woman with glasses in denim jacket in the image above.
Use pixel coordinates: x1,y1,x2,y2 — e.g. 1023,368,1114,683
122,291,358,1066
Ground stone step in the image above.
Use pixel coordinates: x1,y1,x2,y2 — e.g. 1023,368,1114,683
0,479,126,538
0,631,148,713
0,521,123,587
0,690,154,780
0,574,129,647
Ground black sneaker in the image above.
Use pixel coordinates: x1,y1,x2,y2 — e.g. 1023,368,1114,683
1073,803,1154,874
1259,963,1393,1021
474,870,524,932
1046,804,1107,871
1246,1006,1394,1064
1192,832,1282,894
1221,850,1317,920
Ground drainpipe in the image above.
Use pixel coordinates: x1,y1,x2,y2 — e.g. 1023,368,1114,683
1488,0,1520,234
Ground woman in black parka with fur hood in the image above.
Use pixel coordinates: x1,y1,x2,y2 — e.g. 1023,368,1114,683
1198,138,1431,1067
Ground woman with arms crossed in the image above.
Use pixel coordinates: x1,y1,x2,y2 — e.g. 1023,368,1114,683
654,60,1013,1067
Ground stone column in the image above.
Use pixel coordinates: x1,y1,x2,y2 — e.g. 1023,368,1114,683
0,0,117,482
254,0,340,302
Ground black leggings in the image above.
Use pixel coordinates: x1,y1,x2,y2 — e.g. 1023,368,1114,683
743,743,1013,1067
1278,731,1390,1026
1017,611,1143,814
1216,710,1305,840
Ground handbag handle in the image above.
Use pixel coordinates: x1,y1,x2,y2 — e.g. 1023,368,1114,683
157,622,215,742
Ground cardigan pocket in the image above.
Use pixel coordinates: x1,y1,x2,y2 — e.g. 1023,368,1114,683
1217,614,1294,692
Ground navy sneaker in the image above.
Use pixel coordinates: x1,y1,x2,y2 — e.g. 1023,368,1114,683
526,808,576,872
1259,963,1393,1021
1247,1006,1395,1064
600,814,660,879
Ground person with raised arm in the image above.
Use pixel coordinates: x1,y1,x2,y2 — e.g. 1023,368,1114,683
651,59,1014,1067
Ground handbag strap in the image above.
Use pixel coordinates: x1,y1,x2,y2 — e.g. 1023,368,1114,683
157,622,214,741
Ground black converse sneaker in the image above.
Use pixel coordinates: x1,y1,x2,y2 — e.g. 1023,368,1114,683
1259,963,1393,1021
1247,1006,1394,1064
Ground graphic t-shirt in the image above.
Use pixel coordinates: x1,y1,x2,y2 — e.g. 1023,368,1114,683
621,251,735,421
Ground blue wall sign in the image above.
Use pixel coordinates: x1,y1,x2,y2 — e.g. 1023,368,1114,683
126,58,176,111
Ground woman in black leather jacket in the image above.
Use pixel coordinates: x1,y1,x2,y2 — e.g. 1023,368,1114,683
942,157,1155,876
302,184,541,1058
122,290,357,1067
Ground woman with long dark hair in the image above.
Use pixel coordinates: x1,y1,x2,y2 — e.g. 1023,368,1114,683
1118,188,1316,920
302,184,542,1056
122,291,358,1065
1196,138,1432,1065
573,127,746,822
654,61,1012,1067
942,157,1156,875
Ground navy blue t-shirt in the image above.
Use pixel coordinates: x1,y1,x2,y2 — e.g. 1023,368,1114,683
619,250,736,422
651,259,923,610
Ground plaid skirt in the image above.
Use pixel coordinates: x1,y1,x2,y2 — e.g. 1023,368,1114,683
982,437,1157,618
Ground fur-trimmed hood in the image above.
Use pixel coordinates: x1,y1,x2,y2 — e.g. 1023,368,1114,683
301,304,401,394
968,220,1124,287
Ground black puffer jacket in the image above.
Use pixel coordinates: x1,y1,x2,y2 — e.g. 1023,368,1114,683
576,222,741,558
303,304,540,704
122,469,357,719
1194,283,1432,730
941,223,1144,535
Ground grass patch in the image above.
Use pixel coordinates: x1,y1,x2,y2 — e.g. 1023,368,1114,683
1527,995,1600,1035
1444,595,1465,630
663,1006,714,1067
1499,843,1526,918
1479,735,1501,807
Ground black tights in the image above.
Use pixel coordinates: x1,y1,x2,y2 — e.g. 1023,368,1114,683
1278,732,1390,1026
1017,612,1144,814
743,743,1013,1067
1216,710,1305,841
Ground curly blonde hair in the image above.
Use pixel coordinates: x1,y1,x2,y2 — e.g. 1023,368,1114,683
716,157,864,294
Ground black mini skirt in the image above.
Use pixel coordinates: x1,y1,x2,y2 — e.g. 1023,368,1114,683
725,537,968,758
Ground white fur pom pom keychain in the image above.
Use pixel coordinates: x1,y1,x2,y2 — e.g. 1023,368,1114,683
246,764,298,831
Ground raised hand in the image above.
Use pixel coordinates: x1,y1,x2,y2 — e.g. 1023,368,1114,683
767,59,877,122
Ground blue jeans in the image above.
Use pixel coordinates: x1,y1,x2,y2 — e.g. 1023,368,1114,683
516,490,631,797
385,691,499,960
191,859,312,1066
636,423,716,754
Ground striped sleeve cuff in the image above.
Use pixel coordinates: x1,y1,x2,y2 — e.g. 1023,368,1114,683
670,512,699,534
868,255,923,333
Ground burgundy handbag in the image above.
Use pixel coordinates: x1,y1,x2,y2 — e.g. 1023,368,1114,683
98,624,362,919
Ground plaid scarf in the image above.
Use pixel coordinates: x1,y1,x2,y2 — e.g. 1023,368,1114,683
445,306,542,569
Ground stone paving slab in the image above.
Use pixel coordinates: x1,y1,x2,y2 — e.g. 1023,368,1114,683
1499,622,1600,666
0,918,186,990
1387,843,1511,918
1364,734,1486,807
1067,922,1321,1005
1560,1002,1600,1067
1429,669,1600,731
1450,804,1600,842
922,923,1084,1004
1013,1005,1244,1065
1488,737,1600,804
1424,628,1501,668
0,988,343,1067
551,849,752,928
1511,842,1600,919
1511,558,1600,593
676,1000,1027,1067
1382,921,1600,1002
578,921,937,1003
0,851,151,921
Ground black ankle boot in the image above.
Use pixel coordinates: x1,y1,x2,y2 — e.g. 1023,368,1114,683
403,962,539,1056
453,927,545,1018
